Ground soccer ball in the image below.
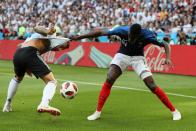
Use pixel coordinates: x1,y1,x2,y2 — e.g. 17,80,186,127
60,81,78,99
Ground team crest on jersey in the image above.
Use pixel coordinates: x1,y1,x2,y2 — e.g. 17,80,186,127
121,39,128,46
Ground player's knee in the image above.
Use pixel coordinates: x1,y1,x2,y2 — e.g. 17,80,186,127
143,77,157,91
41,72,56,83
106,65,121,84
106,73,116,84
146,84,157,91
47,80,57,86
15,75,23,82
147,83,157,92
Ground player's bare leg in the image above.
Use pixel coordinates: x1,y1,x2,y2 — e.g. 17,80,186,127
143,76,181,120
37,72,61,116
87,64,122,120
3,75,23,112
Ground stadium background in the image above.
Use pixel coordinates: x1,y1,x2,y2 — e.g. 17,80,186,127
0,0,196,131
0,0,195,45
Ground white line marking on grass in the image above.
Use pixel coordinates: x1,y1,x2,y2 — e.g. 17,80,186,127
1,72,196,99
57,78,196,99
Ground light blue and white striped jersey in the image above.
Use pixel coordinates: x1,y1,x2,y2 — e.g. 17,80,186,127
24,33,70,51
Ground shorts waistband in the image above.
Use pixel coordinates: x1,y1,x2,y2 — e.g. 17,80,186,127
20,46,39,51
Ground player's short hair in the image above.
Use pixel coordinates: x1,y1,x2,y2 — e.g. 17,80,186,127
129,23,141,35
128,23,142,44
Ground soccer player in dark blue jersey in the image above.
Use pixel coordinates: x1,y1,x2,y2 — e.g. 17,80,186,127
70,23,181,121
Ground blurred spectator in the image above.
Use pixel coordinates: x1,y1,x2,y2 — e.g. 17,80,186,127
183,19,192,34
190,36,196,45
18,25,26,38
2,25,10,39
178,28,187,45
9,31,18,40
0,29,4,40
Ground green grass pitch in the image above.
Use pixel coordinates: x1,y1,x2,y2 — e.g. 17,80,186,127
0,60,196,131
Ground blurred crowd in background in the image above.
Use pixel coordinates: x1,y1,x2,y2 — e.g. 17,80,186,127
0,0,195,45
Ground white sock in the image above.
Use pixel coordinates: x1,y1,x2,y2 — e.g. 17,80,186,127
6,78,20,103
39,81,57,107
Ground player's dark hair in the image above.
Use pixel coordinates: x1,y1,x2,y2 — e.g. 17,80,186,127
128,23,142,44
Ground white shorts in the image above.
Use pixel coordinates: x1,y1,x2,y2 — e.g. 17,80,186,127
110,53,152,80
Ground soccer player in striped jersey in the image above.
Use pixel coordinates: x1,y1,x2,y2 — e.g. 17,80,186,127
70,23,181,121
2,26,70,116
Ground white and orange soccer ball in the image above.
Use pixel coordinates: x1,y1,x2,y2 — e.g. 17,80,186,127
60,81,78,99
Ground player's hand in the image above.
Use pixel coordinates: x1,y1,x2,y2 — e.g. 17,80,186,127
48,27,56,35
163,37,170,43
63,41,70,49
52,41,70,51
162,58,174,69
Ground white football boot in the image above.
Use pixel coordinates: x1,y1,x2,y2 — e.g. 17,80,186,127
3,101,12,112
37,105,61,116
87,111,101,121
172,109,181,120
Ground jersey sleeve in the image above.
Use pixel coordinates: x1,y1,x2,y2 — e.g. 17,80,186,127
24,33,45,42
146,38,165,47
49,37,70,50
106,26,122,36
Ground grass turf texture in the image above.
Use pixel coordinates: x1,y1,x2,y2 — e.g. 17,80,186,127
0,60,196,131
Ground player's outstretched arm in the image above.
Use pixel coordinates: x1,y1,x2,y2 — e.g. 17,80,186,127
51,42,70,51
34,26,56,36
50,38,70,51
147,38,172,66
70,29,108,40
162,40,172,65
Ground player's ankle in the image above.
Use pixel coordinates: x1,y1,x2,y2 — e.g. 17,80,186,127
172,109,178,112
95,110,101,114
169,107,175,112
38,104,48,108
39,101,49,107
5,100,11,105
96,110,101,112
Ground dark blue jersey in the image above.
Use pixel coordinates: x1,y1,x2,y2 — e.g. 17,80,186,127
107,25,165,56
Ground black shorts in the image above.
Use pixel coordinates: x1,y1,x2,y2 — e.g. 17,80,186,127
13,46,51,79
